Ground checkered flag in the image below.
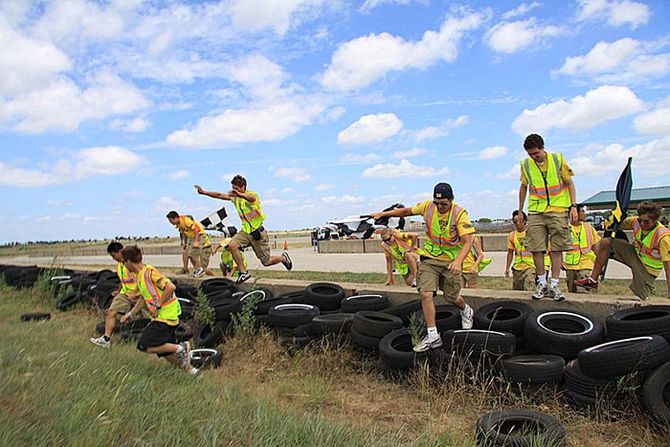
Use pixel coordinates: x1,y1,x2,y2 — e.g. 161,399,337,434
200,207,237,237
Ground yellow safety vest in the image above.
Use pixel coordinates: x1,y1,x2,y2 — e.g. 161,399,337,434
470,235,492,272
632,219,670,274
423,202,466,260
233,192,265,234
117,262,138,295
221,249,248,270
565,222,596,267
509,231,550,270
137,265,181,322
521,152,570,213
382,231,423,275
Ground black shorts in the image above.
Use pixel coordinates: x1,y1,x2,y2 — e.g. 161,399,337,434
137,321,178,356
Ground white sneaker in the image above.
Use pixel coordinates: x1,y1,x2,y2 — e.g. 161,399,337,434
176,342,191,369
531,283,547,300
547,285,566,301
413,334,443,352
461,304,474,329
194,267,205,278
90,336,110,348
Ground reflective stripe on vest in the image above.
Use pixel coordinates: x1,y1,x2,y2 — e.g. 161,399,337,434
138,265,180,321
233,193,265,234
565,222,596,266
117,262,137,293
632,220,670,272
510,231,534,269
521,153,570,213
423,203,465,259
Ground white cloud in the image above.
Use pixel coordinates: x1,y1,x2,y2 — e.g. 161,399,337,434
270,166,312,182
409,114,469,142
511,85,644,135
0,146,144,187
634,108,670,136
556,38,670,84
155,196,180,211
497,164,520,180
359,0,424,12
392,147,426,158
321,194,365,204
362,159,448,178
576,0,650,29
485,18,564,54
337,113,403,145
478,145,509,160
341,153,380,164
501,2,541,19
110,116,150,133
315,183,335,192
320,8,487,91
229,0,326,36
169,170,190,180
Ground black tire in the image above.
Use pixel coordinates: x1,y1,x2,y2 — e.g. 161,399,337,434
474,301,531,336
352,311,404,338
56,292,84,311
268,304,320,329
443,329,516,360
177,298,195,320
501,355,565,385
382,299,422,324
311,313,354,336
563,389,598,411
349,327,381,351
281,334,317,350
607,306,670,343
175,284,198,300
291,323,315,337
304,283,345,311
211,297,244,321
194,320,231,348
524,309,605,359
564,359,639,400
341,294,390,313
190,348,223,369
475,409,566,447
641,361,670,425
207,289,234,306
256,290,299,315
200,278,237,295
175,322,195,342
380,328,423,370
434,304,462,332
20,312,51,322
578,336,670,379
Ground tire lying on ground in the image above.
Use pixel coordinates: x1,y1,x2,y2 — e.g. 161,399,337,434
474,301,531,336
475,409,566,447
304,282,345,311
268,304,320,329
175,322,195,342
340,294,390,313
350,328,382,351
190,348,223,369
501,355,565,387
443,329,516,360
20,312,51,322
641,361,670,426
434,304,462,332
311,313,354,336
255,290,299,315
524,309,604,359
380,328,423,371
606,306,670,343
200,278,237,295
351,311,403,338
382,299,422,324
56,291,85,311
194,320,231,348
577,336,670,379
564,359,638,401
281,335,317,350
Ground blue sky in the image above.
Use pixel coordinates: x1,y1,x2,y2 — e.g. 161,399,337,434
1,0,669,243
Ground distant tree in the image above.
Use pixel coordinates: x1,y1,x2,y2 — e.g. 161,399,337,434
478,217,492,223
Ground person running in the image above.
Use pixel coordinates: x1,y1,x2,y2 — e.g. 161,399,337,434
370,182,475,352
577,201,670,299
212,237,248,279
176,215,195,275
517,133,578,301
380,227,421,287
461,234,492,289
194,175,292,284
166,211,214,278
90,242,150,348
505,210,549,291
564,204,601,293
121,245,199,375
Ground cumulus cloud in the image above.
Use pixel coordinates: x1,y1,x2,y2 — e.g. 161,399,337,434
337,113,403,145
485,18,564,54
229,0,326,36
511,85,644,135
634,108,670,136
320,8,487,91
478,145,509,160
341,153,380,164
409,114,469,142
501,2,541,19
391,147,426,159
270,166,312,182
570,137,670,178
362,159,448,178
0,146,144,187
168,170,190,180
315,183,335,192
321,194,365,204
359,0,426,12
110,116,150,133
575,0,650,29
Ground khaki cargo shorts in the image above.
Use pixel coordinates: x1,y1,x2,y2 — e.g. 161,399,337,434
109,293,150,317
610,238,657,299
512,267,536,291
461,272,479,288
231,228,272,265
186,234,212,268
566,269,592,293
417,258,461,303
527,211,571,252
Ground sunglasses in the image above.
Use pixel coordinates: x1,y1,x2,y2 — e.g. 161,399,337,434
382,236,393,243
433,200,451,207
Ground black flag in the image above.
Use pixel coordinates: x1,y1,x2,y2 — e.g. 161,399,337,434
600,157,633,280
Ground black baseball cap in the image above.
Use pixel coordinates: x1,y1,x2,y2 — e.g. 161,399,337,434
433,183,453,199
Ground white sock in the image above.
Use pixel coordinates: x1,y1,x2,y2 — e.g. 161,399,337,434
551,278,559,288
538,273,547,287
427,326,438,339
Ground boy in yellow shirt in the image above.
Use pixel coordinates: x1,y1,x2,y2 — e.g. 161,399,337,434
564,205,601,292
212,238,248,279
380,228,421,287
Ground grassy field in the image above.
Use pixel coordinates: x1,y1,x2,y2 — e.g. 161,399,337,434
1,281,669,446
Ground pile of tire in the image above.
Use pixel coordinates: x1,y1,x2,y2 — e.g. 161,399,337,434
524,308,604,359
475,409,566,447
351,311,403,352
0,265,45,289
55,269,120,312
194,282,243,348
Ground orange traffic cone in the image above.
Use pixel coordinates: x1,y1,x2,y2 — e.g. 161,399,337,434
283,240,288,250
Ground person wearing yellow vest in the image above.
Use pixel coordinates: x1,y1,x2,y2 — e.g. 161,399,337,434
194,175,292,284
504,210,550,291
577,201,670,299
380,228,421,287
564,204,601,293
370,183,475,353
517,133,578,302
212,237,248,279
461,234,492,289
166,211,214,278
90,242,150,348
120,245,200,376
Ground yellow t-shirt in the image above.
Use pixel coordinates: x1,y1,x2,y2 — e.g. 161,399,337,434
507,230,535,270
520,156,574,213
565,223,601,271
620,217,670,276
146,267,179,326
411,201,476,264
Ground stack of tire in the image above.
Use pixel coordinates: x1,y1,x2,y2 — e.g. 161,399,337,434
254,288,302,329
351,311,403,353
57,270,118,311
193,278,240,348
270,302,320,349
0,265,44,289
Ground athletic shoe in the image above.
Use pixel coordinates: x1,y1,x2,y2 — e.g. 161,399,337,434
281,251,293,271
575,276,598,291
236,272,252,284
90,336,110,348
411,280,417,288
189,366,201,377
547,285,566,301
413,334,443,352
176,341,191,369
461,304,474,329
531,284,547,300
194,267,205,278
